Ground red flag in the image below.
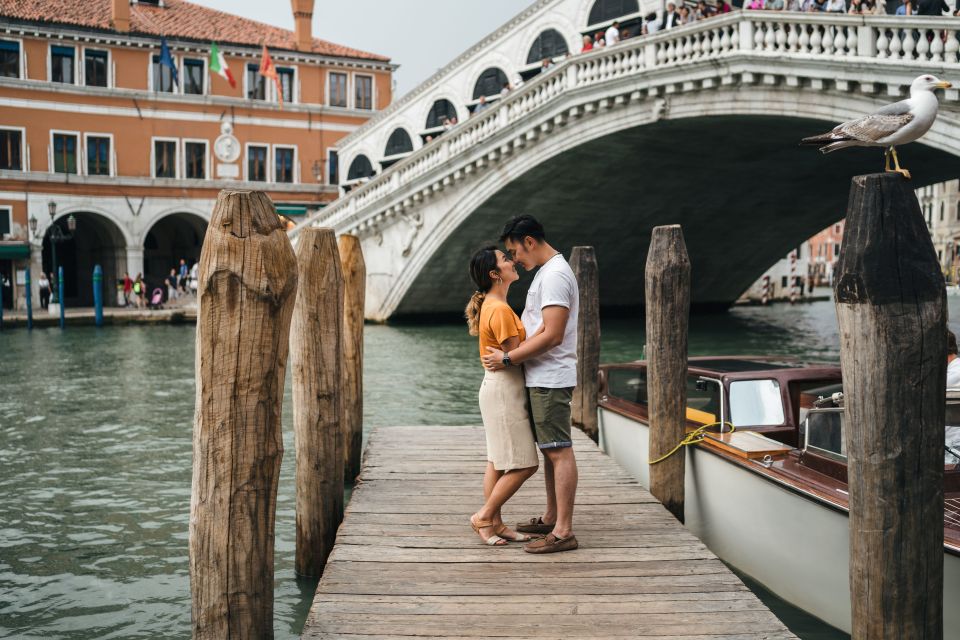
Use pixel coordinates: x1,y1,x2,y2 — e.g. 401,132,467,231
259,45,283,110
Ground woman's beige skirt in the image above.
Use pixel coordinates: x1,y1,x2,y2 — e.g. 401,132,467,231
478,367,539,471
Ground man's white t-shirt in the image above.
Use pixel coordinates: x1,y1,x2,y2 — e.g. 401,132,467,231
605,25,620,46
948,357,960,389
521,253,579,388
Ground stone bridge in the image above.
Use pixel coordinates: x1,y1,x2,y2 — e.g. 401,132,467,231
292,4,960,321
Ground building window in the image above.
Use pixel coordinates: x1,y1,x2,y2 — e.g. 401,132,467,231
152,55,176,92
425,99,458,130
588,0,640,24
833,244,840,257
275,147,295,183
277,67,295,104
956,202,960,222
183,58,204,95
51,45,76,84
154,139,177,178
247,145,268,181
86,135,111,176
0,206,10,237
473,67,508,99
0,40,20,78
84,49,109,87
246,64,265,100
328,149,338,185
184,141,206,179
0,129,23,171
355,75,373,110
347,154,375,181
52,132,79,174
385,128,413,158
526,29,569,64
941,202,945,222
329,72,347,107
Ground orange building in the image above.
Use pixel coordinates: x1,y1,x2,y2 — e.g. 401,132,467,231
807,220,844,287
0,0,392,310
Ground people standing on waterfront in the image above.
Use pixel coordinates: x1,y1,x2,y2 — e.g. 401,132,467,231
133,273,144,309
122,272,133,307
38,272,50,310
178,259,188,294
465,246,540,546
166,268,179,302
189,261,199,295
482,214,580,554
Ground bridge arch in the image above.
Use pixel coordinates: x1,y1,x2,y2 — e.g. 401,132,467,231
142,210,208,290
420,97,461,143
586,0,640,27
472,67,509,100
381,127,415,169
525,27,571,65
347,154,376,181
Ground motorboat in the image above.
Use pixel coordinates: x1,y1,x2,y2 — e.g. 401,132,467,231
597,356,960,635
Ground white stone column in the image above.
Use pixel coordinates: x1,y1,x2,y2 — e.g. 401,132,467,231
29,243,42,311
126,245,145,279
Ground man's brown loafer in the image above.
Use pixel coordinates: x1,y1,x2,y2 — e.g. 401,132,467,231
523,533,578,554
516,517,555,535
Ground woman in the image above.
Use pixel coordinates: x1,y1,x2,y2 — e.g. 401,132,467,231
465,246,539,546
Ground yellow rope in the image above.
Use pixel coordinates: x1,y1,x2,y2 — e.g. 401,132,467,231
648,421,736,465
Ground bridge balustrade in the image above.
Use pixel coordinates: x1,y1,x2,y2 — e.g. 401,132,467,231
291,11,960,242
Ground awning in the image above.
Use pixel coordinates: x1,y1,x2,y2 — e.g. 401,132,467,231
0,244,29,259
276,205,308,217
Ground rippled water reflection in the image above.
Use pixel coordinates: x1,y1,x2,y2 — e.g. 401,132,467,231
1,297,956,638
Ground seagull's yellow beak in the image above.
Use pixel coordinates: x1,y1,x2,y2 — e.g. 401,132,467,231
936,81,953,89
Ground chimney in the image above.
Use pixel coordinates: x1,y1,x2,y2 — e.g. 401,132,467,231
291,0,314,52
112,0,130,32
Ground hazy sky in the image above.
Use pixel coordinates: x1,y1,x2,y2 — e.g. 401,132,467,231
191,1,529,96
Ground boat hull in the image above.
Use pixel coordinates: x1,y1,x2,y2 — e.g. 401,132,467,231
599,407,960,636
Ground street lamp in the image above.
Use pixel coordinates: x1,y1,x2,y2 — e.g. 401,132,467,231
46,201,76,304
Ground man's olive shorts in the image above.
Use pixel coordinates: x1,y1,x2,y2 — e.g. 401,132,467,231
527,386,574,449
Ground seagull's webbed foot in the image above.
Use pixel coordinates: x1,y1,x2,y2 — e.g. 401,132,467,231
885,147,912,180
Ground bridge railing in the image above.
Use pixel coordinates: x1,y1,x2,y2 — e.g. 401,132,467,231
292,11,960,239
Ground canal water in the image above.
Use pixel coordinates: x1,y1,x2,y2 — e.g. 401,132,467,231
2,296,956,638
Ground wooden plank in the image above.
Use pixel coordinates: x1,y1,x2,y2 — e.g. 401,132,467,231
300,425,796,639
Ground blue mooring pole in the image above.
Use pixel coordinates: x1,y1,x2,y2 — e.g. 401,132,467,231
93,265,103,327
58,265,65,330
25,268,32,331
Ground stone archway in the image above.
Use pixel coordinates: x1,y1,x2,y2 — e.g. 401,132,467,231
143,212,208,293
42,211,126,307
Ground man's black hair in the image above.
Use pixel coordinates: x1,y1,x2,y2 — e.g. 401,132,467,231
499,215,546,244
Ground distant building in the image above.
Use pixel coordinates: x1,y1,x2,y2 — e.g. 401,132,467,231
0,0,393,310
807,221,844,287
918,179,960,284
738,242,814,304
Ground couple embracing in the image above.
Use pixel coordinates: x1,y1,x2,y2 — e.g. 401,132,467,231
465,214,579,554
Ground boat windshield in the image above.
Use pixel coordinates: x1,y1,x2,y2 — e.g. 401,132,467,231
946,396,960,465
805,408,845,461
729,379,785,426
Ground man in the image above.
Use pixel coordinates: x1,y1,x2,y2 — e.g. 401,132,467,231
178,258,189,293
664,3,683,28
915,0,948,14
605,20,620,46
482,215,580,554
946,330,960,464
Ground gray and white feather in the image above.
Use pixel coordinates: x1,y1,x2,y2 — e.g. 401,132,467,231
801,74,951,153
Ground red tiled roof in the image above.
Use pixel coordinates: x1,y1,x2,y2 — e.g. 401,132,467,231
0,0,390,62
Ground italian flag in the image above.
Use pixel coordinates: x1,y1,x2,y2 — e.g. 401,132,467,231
209,42,236,88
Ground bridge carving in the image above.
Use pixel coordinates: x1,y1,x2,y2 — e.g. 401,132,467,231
293,10,960,321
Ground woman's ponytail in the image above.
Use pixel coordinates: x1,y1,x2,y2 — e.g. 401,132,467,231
465,291,485,336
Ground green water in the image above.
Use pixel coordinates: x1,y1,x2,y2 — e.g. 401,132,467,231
3,297,949,638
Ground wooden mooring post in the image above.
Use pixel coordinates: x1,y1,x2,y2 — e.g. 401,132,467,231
189,190,298,639
570,246,600,441
834,173,945,639
292,227,345,577
338,234,366,481
645,225,691,523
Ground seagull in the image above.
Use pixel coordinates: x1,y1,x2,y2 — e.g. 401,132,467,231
800,74,952,179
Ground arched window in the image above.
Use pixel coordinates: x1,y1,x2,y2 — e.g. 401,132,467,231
588,0,640,25
526,29,569,64
473,67,509,99
425,99,458,129
384,128,413,157
346,154,375,181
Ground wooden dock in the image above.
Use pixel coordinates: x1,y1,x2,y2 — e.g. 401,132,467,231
301,425,797,639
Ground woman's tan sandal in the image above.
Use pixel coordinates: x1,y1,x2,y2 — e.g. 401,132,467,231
494,524,536,542
470,514,508,546
516,516,555,535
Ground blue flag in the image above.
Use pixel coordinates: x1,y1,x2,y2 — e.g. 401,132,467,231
159,37,178,87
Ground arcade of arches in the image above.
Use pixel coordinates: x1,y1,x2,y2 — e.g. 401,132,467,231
40,211,207,307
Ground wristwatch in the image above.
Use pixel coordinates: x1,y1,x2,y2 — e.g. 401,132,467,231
502,351,512,367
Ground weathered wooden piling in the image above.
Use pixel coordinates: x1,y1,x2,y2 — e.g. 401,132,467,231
834,173,944,639
291,227,345,578
645,225,691,523
189,190,297,640
570,246,600,441
338,234,366,481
